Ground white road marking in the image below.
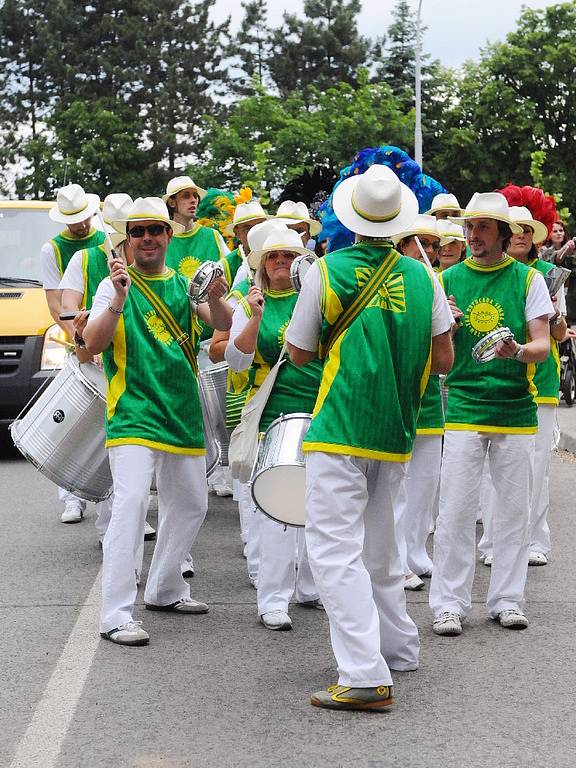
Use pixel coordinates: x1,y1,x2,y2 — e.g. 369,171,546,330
9,570,102,768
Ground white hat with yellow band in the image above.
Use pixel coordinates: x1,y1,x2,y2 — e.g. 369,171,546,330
392,214,441,246
448,192,523,233
508,206,549,245
49,184,100,225
111,197,185,235
162,175,207,203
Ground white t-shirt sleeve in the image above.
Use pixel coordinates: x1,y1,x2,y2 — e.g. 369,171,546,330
215,232,230,257
224,303,255,371
40,242,62,289
431,274,454,337
59,251,85,293
232,262,248,289
556,283,567,315
526,272,555,322
87,278,115,323
285,262,323,352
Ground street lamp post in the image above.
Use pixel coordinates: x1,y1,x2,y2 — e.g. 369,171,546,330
415,0,423,169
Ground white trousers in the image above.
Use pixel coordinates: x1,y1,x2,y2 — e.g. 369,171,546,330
100,445,207,632
394,435,441,576
305,452,419,688
478,405,555,559
256,512,318,615
237,481,253,545
58,487,86,507
430,431,534,619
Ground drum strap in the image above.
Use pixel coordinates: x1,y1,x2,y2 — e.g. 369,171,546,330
323,252,400,357
128,268,198,376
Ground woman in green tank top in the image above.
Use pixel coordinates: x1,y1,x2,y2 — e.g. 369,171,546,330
225,226,322,631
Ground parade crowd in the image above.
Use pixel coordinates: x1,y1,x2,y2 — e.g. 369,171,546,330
36,164,572,712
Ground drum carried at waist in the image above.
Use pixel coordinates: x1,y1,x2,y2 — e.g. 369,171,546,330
11,355,113,501
198,360,228,475
250,413,311,527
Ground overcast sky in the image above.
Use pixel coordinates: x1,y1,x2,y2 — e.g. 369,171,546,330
211,0,561,67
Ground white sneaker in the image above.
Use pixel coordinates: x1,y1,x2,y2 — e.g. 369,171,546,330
61,501,84,524
404,573,425,590
299,598,325,610
528,551,548,566
101,620,149,646
433,611,463,636
260,610,292,630
144,521,156,540
214,482,233,497
498,609,528,629
483,554,493,567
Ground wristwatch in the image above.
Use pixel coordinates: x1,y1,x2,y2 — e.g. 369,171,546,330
514,345,525,362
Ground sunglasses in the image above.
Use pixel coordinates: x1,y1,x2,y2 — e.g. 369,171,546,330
415,237,440,252
127,223,170,238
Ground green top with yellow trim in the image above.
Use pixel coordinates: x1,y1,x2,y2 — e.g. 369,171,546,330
527,257,559,405
225,278,254,429
303,242,435,462
237,284,322,432
416,375,444,434
102,267,204,454
79,244,110,309
50,228,106,276
222,246,245,288
441,255,538,433
166,222,227,279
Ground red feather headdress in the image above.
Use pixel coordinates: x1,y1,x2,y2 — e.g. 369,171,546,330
496,183,558,239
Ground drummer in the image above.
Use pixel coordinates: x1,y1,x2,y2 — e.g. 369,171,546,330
82,197,232,646
285,165,454,711
41,183,104,524
427,192,463,221
436,222,467,271
164,175,229,279
222,199,268,288
392,215,445,590
224,225,323,631
429,193,554,636
274,200,322,248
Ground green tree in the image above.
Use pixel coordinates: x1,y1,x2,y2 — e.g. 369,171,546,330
228,0,271,95
267,0,371,97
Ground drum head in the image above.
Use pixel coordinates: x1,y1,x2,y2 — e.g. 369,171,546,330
252,465,306,527
290,253,316,293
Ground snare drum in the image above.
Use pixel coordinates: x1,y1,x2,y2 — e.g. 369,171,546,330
11,355,112,501
198,362,229,467
290,253,317,293
250,413,311,527
471,327,514,363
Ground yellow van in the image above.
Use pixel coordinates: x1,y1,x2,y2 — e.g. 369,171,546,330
0,200,70,428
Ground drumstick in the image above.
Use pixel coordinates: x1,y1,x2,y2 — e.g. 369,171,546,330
95,209,127,286
49,336,75,349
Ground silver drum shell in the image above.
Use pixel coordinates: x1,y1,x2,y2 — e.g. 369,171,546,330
198,361,228,473
10,356,113,501
250,413,311,527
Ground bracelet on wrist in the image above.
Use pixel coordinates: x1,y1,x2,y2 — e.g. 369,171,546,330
74,332,86,349
107,304,123,316
550,313,563,327
514,345,525,363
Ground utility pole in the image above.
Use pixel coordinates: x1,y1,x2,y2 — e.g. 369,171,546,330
415,0,423,169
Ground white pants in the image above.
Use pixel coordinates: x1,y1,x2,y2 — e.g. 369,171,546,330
94,496,113,542
394,435,441,576
245,498,261,583
100,445,207,632
305,452,419,688
430,431,534,619
478,406,554,559
58,487,86,508
256,512,318,615
236,481,253,545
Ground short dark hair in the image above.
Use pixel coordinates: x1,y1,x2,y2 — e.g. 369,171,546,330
497,220,513,253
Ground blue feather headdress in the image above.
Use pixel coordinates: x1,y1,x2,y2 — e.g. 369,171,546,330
317,146,447,252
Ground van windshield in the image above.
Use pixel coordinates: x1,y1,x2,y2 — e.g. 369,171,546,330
0,208,61,282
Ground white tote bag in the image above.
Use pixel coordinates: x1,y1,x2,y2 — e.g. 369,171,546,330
229,344,287,483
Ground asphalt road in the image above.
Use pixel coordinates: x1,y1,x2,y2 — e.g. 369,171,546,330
2,430,576,768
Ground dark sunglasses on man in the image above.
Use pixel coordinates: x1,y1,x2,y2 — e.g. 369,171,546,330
127,223,171,238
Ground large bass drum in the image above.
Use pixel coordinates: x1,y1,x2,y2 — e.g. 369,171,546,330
250,413,311,527
11,355,112,501
198,361,229,468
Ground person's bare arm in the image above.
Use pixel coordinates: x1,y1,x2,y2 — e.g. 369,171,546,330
430,331,454,375
287,343,316,367
495,316,550,363
209,329,229,363
83,259,130,355
196,277,233,331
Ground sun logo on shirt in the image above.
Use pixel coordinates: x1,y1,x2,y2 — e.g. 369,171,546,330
179,256,201,279
355,267,405,313
277,320,290,346
145,311,173,345
464,297,505,337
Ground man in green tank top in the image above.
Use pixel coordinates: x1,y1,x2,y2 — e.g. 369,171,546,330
40,183,104,524
286,165,454,712
83,197,232,647
429,193,554,637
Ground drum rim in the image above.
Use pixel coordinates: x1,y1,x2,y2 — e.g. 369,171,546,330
70,355,106,398
264,411,312,434
472,327,513,362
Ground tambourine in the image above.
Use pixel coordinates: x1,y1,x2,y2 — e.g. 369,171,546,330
544,266,571,297
188,261,224,304
290,253,317,293
471,327,514,363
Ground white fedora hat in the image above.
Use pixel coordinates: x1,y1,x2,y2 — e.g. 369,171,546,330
247,226,315,270
247,219,288,255
225,200,268,236
112,197,185,235
162,175,207,203
332,165,419,238
101,193,133,246
426,193,463,216
392,214,441,246
508,206,549,245
437,220,466,246
49,183,100,225
449,192,523,233
274,200,322,237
